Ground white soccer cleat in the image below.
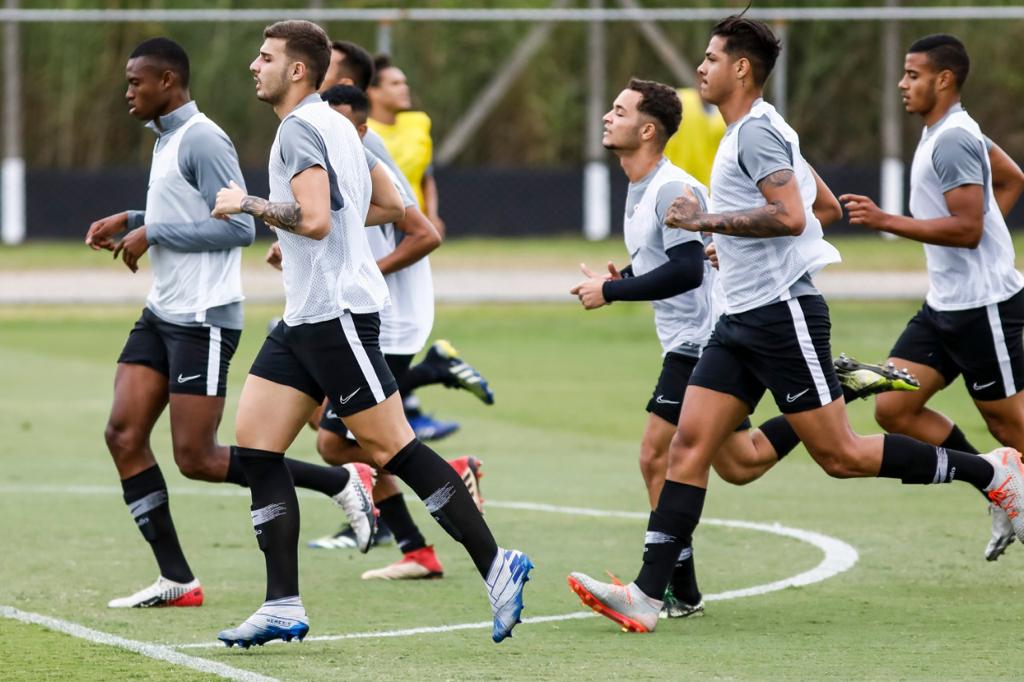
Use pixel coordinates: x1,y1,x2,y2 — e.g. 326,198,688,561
487,548,534,643
107,576,203,608
331,463,378,553
982,447,1024,543
217,597,309,649
361,545,444,580
567,572,661,633
985,503,1016,561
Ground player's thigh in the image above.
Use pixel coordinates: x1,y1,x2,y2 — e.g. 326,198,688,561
168,393,226,451
784,400,882,477
641,411,677,463
974,391,1024,449
874,357,947,419
108,362,169,446
342,393,416,465
236,374,319,452
670,385,751,486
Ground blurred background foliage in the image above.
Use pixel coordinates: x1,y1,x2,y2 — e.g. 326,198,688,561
15,0,1024,169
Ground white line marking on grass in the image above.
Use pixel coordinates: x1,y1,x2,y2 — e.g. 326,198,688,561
0,605,278,682
173,500,859,649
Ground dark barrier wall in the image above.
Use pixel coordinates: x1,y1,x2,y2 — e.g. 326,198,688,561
22,165,1024,239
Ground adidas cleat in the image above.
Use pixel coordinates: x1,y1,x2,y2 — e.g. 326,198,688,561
660,588,705,619
487,548,533,643
448,456,485,513
983,448,1024,543
834,353,920,401
408,414,460,441
985,503,1015,561
426,340,495,405
567,572,661,633
308,522,394,550
361,545,444,580
107,576,203,608
331,463,378,553
218,597,309,649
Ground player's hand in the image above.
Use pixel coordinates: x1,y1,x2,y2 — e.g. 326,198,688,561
839,193,888,230
606,261,624,280
112,226,149,273
569,263,610,309
665,186,702,231
265,241,283,270
85,211,128,251
212,180,246,219
705,241,719,269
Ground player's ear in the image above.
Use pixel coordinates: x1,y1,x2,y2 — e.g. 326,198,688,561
735,56,750,83
291,60,306,83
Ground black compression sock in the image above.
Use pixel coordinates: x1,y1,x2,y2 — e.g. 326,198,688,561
384,439,498,577
228,445,351,497
121,465,194,584
236,447,300,601
224,446,248,486
758,416,801,461
635,481,706,601
878,433,995,491
377,493,427,553
400,364,445,394
941,425,980,455
669,545,702,605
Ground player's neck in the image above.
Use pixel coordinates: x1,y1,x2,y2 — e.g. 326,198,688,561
371,105,398,125
618,147,662,183
273,86,316,120
152,91,190,131
921,96,961,128
717,88,763,126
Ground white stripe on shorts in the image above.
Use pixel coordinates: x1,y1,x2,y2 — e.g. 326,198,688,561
206,326,222,397
786,299,832,407
339,313,386,403
985,303,1016,397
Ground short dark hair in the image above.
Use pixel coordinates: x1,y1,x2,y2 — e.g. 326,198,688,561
908,33,970,89
264,20,331,89
627,78,682,145
129,37,190,88
369,54,394,87
711,14,781,88
321,84,369,123
330,40,375,92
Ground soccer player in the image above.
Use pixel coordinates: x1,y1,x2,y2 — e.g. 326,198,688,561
212,21,530,647
84,37,380,610
840,34,1024,561
569,78,913,619
567,15,1024,634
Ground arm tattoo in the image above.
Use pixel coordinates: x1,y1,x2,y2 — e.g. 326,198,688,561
240,195,302,232
686,170,796,237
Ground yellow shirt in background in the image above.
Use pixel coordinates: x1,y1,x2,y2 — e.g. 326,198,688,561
663,88,726,188
368,111,434,211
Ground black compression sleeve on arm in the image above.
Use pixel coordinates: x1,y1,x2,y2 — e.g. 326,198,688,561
602,241,704,302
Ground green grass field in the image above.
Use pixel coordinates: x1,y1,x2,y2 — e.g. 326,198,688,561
2,300,1022,680
4,232,1024,273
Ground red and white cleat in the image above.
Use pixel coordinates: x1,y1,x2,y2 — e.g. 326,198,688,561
448,456,485,513
107,576,203,608
361,545,445,580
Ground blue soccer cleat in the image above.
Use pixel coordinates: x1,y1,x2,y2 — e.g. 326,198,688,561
487,548,533,643
408,414,460,441
217,597,309,649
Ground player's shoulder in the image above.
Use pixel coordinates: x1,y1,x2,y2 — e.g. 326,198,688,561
396,111,432,133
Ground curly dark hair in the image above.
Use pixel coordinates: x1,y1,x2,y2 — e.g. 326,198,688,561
627,78,682,146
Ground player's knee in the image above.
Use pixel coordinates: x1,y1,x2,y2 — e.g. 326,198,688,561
638,439,667,477
874,395,911,433
808,445,862,479
316,430,354,466
172,444,218,481
712,458,757,486
982,413,1022,449
104,421,144,459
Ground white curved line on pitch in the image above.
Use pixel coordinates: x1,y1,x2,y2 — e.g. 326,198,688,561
0,605,277,682
174,500,858,649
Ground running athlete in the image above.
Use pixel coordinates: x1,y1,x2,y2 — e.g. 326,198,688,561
84,38,380,610
841,34,1024,561
568,15,1024,634
212,21,530,647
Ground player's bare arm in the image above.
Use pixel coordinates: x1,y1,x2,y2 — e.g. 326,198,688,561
215,168,332,239
809,164,843,227
988,141,1024,218
365,163,405,227
665,170,806,237
85,211,129,251
840,184,984,248
375,205,441,275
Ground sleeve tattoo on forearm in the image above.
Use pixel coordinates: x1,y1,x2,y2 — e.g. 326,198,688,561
240,195,302,232
694,170,796,237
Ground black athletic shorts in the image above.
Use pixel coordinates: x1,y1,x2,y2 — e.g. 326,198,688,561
248,312,399,418
117,307,240,397
319,353,413,436
648,351,752,430
889,288,1024,401
689,295,843,415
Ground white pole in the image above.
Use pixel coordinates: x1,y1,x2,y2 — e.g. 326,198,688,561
771,20,788,118
583,0,609,241
879,0,902,239
376,21,392,55
2,0,25,245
